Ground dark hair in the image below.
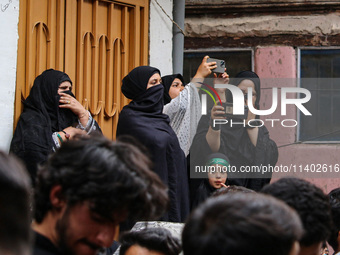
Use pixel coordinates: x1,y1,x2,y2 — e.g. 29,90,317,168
328,188,340,252
119,228,181,255
182,192,303,255
211,185,255,197
116,135,152,160
34,135,168,223
0,152,32,255
261,177,332,246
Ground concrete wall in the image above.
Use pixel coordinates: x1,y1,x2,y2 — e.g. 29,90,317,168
0,0,19,152
255,46,340,193
186,14,340,38
149,0,173,76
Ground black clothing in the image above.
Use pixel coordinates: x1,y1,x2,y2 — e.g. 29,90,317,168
117,66,189,222
190,71,278,192
33,231,61,255
161,74,185,105
191,179,217,210
10,69,78,183
191,116,277,191
121,66,160,100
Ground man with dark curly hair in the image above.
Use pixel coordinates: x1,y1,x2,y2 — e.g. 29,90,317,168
328,188,340,255
32,135,169,255
119,228,181,255
182,192,303,255
261,177,332,255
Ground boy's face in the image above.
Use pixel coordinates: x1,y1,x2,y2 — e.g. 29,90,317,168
208,164,227,189
55,201,125,255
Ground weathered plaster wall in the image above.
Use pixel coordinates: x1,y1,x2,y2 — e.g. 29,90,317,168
255,46,340,192
149,0,173,75
0,0,19,152
255,47,296,145
185,14,340,38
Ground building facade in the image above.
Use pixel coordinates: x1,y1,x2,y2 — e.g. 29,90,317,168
185,0,340,192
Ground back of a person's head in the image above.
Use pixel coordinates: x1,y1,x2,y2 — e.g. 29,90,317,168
0,152,32,255
34,135,168,223
261,177,331,247
211,185,255,197
328,187,340,252
182,192,303,255
119,228,181,255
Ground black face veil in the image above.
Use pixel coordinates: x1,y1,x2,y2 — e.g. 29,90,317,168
117,66,190,222
10,69,78,183
121,66,161,100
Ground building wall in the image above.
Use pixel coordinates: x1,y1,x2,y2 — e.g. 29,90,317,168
0,0,19,152
0,0,174,151
149,0,173,76
255,47,340,193
185,1,340,192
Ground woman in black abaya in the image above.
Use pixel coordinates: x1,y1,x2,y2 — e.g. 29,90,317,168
116,66,189,222
190,71,278,192
10,69,100,184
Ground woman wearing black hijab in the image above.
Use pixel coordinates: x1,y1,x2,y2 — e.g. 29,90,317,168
161,57,222,157
161,73,200,158
190,71,278,192
116,66,189,222
161,74,186,105
10,69,100,184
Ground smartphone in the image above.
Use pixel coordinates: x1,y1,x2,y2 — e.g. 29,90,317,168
223,102,248,120
207,58,226,74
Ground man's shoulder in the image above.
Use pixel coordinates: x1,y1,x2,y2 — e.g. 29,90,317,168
32,231,61,255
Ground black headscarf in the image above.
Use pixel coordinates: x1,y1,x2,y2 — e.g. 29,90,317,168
232,70,261,110
161,74,185,105
117,66,190,222
10,69,78,183
122,66,161,100
121,66,168,118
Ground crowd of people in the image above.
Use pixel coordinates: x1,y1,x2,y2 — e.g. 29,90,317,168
2,57,339,255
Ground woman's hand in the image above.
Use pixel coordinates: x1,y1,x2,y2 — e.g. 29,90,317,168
62,126,87,140
211,104,226,120
206,104,225,152
59,92,87,118
213,71,229,101
59,92,89,127
194,56,217,79
213,70,229,87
